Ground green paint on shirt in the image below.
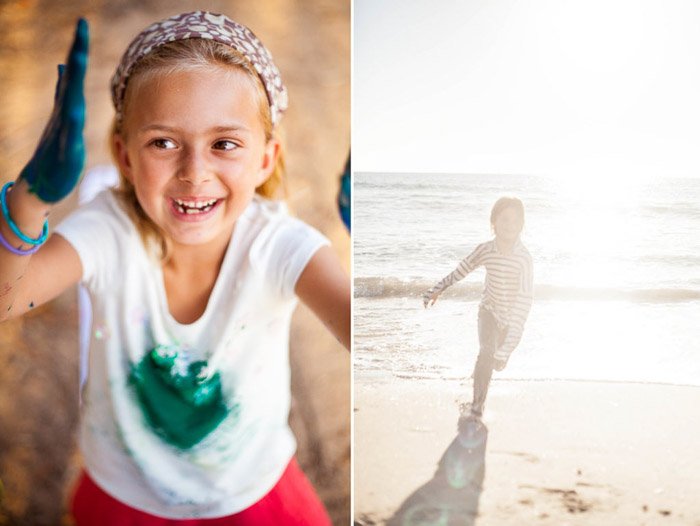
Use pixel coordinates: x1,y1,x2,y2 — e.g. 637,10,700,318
130,345,234,449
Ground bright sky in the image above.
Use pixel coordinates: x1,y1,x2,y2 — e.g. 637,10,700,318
354,0,700,179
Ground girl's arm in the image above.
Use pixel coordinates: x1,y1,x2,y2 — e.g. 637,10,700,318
295,245,350,351
0,182,83,321
0,19,88,321
423,241,490,308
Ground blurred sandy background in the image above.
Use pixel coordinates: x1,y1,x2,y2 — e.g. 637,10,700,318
0,0,349,524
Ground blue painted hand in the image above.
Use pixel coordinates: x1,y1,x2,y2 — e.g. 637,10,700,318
338,154,350,231
20,18,89,203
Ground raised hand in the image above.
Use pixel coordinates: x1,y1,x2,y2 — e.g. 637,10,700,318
19,18,89,203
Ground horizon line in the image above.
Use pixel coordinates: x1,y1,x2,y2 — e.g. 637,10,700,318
355,170,700,180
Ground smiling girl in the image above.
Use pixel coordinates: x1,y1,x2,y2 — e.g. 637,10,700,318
423,197,533,420
0,12,348,525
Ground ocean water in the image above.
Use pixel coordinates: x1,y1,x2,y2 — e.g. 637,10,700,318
354,172,700,386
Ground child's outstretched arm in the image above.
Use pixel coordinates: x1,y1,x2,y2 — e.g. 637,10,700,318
0,19,89,322
423,242,489,308
295,246,350,350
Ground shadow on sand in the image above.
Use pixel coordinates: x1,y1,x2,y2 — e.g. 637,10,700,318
387,417,488,526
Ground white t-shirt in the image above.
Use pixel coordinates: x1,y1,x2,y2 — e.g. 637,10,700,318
55,190,329,519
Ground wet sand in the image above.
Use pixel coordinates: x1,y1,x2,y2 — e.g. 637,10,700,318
354,378,700,525
0,1,349,524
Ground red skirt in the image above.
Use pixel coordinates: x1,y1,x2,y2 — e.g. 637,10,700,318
71,457,332,525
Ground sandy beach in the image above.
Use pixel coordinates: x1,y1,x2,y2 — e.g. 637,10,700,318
0,1,349,524
354,377,700,525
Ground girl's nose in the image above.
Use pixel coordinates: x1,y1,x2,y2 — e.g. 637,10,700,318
177,147,212,185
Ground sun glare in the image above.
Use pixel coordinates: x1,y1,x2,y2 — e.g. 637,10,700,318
542,173,647,290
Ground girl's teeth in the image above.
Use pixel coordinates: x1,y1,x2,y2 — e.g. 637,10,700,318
173,198,218,214
175,198,215,204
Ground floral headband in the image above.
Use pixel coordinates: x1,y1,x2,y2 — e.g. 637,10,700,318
110,11,288,126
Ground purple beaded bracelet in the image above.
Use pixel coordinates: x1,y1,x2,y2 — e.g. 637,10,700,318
0,224,42,255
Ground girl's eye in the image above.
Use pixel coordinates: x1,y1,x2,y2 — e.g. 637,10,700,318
213,140,238,151
151,138,177,150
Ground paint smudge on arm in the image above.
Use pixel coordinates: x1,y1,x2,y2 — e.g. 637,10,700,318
0,283,12,298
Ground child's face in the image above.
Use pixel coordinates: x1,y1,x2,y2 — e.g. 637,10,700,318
492,206,523,243
114,66,278,249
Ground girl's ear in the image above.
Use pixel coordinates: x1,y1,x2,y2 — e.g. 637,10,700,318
112,134,134,183
255,136,281,186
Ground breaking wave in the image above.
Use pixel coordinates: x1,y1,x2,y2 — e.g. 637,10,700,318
354,277,700,303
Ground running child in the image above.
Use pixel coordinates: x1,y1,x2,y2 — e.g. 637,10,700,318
423,197,533,419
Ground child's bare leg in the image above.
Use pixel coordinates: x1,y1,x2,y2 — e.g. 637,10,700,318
471,308,497,416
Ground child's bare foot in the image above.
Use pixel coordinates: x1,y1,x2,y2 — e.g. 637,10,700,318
457,410,486,448
457,402,482,427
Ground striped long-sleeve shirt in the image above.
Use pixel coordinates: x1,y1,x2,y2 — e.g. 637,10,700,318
425,239,533,361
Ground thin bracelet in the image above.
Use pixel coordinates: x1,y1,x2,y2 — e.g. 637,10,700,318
0,223,41,255
1,181,49,245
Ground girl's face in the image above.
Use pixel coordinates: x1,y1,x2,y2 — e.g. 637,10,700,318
492,206,523,243
114,66,278,249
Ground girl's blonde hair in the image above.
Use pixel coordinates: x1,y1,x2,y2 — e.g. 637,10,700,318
110,39,286,260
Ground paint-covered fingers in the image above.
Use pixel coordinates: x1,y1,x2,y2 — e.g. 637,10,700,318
64,106,87,180
51,18,87,119
55,18,89,199
19,18,89,204
62,18,88,124
53,64,66,102
67,19,89,83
